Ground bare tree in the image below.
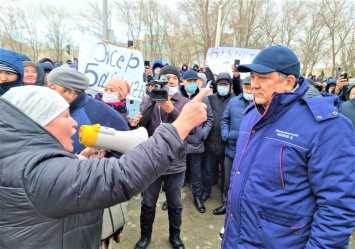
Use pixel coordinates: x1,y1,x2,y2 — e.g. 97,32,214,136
114,0,144,52
178,0,220,61
40,4,73,61
319,0,355,72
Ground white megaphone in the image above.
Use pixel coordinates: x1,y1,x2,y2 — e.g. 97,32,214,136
79,124,148,153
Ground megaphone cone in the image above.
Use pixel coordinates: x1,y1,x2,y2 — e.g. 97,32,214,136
79,124,148,153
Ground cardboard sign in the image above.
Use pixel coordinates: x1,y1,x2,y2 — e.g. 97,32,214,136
206,47,260,77
78,36,145,100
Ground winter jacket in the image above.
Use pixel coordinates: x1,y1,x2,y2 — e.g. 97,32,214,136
0,48,24,95
339,99,355,128
140,93,190,174
205,92,235,155
179,64,188,77
70,92,129,154
220,93,250,158
0,97,187,249
222,77,355,248
180,86,214,154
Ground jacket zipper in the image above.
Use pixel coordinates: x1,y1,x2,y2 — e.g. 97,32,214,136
222,96,274,248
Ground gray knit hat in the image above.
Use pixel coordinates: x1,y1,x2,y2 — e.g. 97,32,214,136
47,67,89,91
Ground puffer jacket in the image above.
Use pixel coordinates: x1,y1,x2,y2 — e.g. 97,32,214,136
222,78,355,248
220,93,250,158
0,98,187,249
205,92,235,155
180,86,214,153
0,48,24,95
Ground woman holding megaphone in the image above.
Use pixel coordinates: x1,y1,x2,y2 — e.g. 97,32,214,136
0,85,209,248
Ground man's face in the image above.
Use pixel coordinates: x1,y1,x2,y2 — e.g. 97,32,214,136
165,73,179,87
0,70,18,83
44,108,78,152
197,79,203,88
183,79,198,93
250,71,294,106
242,83,252,94
154,66,161,75
24,66,37,85
48,82,75,103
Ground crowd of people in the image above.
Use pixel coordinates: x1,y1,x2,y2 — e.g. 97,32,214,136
0,44,354,249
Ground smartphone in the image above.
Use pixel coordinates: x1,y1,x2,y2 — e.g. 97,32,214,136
127,99,141,117
144,60,150,67
336,66,343,78
234,59,240,71
341,72,348,79
128,40,133,47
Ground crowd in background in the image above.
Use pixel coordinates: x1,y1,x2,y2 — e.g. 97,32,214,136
0,45,354,249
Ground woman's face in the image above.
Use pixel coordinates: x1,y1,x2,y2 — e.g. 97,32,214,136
44,108,78,152
0,70,19,83
104,86,119,95
24,66,38,85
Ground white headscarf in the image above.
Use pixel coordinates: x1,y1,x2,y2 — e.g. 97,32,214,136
2,86,69,126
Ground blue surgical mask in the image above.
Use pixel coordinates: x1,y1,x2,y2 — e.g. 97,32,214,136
217,86,229,96
243,93,254,101
186,83,198,93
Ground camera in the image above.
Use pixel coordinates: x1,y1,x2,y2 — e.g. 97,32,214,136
146,75,169,102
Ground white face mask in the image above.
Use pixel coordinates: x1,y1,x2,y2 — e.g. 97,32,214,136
243,93,254,101
168,86,179,96
102,93,119,102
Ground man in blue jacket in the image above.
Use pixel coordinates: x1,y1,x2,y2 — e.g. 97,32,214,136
222,45,355,248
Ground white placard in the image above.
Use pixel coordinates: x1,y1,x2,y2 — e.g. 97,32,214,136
206,47,260,77
78,36,145,100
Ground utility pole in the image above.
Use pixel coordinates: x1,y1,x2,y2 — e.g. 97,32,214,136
103,0,108,40
215,0,232,47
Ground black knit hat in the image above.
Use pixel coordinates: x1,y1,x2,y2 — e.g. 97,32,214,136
159,65,180,80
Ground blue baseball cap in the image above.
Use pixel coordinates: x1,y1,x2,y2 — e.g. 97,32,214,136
183,70,199,80
237,45,300,77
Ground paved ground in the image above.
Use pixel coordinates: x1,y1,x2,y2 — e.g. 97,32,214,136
113,184,225,249
112,184,355,249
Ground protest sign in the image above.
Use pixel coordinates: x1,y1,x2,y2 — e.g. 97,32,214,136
78,36,145,100
206,47,260,77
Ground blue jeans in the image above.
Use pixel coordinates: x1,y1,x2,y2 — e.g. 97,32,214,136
202,151,225,196
140,172,185,238
186,153,203,198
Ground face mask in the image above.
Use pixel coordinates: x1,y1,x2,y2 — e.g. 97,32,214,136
217,86,229,96
186,83,198,93
102,93,119,102
243,93,254,101
168,86,179,96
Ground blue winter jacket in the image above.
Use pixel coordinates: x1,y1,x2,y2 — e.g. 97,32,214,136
222,78,355,248
70,92,129,154
220,93,250,158
0,48,24,95
180,86,214,154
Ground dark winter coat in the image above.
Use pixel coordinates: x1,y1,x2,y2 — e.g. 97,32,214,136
0,97,187,249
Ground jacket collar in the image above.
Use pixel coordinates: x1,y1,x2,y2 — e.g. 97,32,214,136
69,91,87,113
244,77,309,116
